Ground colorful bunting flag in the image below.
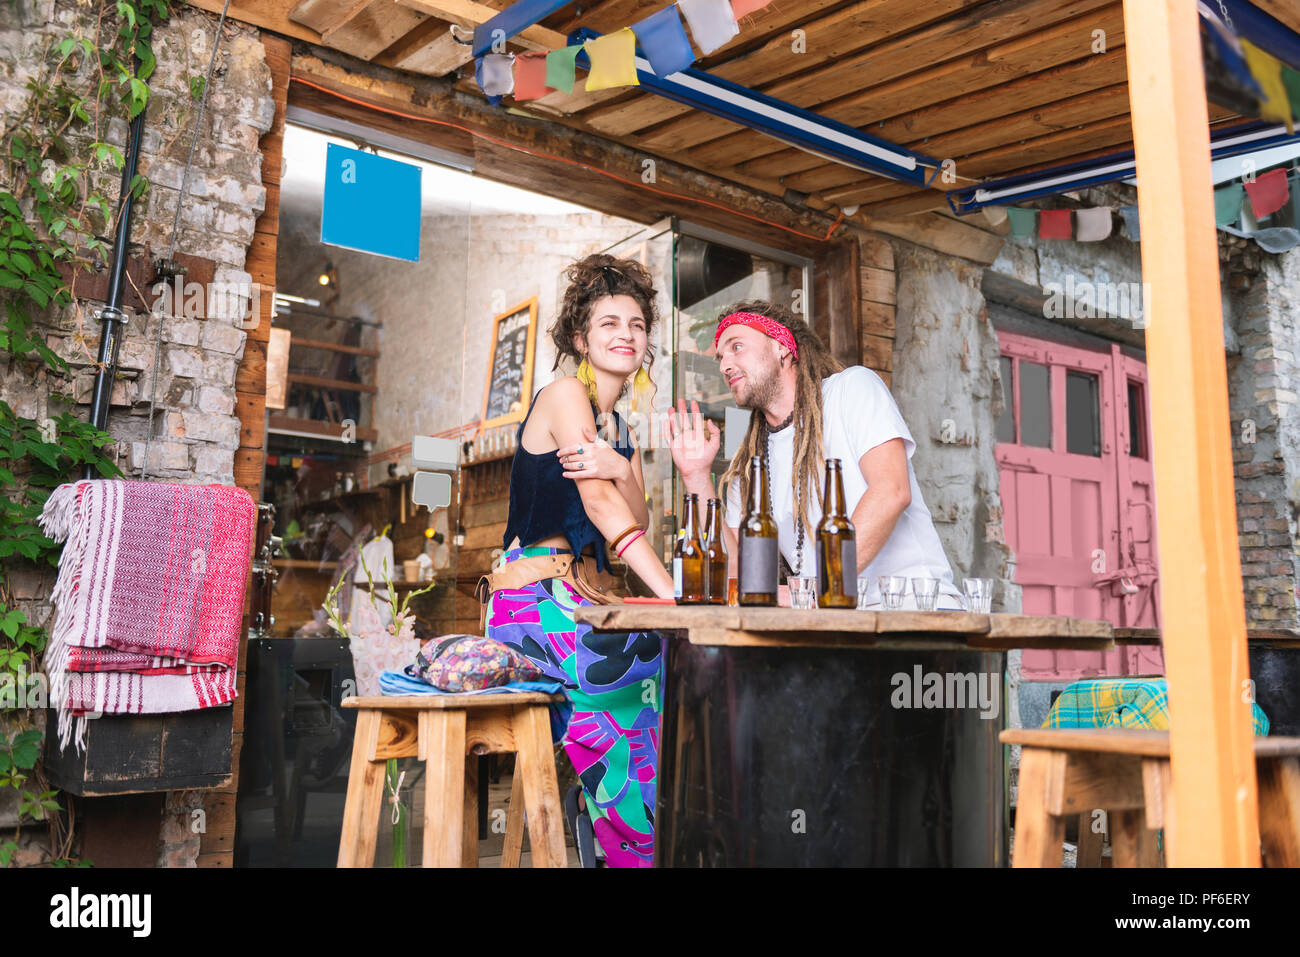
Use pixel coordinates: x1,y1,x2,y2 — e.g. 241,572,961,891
1119,205,1141,242
513,51,552,101
546,45,582,94
633,5,696,77
585,28,640,91
731,0,771,18
475,54,515,97
982,206,1008,228
1244,168,1290,219
1007,207,1036,238
1038,209,1072,239
678,0,739,54
1283,65,1300,119
1241,40,1294,134
1214,182,1245,227
1251,227,1300,254
1074,207,1113,242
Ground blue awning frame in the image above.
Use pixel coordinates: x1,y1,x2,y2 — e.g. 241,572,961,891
947,122,1300,214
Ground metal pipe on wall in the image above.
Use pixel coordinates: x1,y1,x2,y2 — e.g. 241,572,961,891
83,94,147,478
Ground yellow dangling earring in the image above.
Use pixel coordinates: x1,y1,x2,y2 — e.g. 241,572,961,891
576,354,599,405
632,365,654,413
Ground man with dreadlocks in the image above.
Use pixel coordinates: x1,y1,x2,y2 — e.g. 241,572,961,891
667,300,963,610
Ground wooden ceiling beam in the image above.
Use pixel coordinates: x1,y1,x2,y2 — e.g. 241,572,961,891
583,0,1113,139
828,101,1241,213
286,0,378,40
785,84,1137,195
1248,0,1300,35
689,44,1129,178
638,2,1123,159
288,0,431,60
397,0,567,50
383,0,567,75
184,0,324,43
825,113,1138,213
835,107,1243,217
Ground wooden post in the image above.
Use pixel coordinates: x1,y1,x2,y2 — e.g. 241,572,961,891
1121,0,1260,865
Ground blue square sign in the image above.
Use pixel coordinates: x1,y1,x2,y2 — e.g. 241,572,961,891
321,143,421,262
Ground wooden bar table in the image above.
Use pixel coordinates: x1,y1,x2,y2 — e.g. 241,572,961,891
574,605,1113,867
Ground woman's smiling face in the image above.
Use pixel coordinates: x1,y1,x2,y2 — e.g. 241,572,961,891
575,294,649,375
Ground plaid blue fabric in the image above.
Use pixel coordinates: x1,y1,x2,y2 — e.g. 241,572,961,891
1043,677,1269,736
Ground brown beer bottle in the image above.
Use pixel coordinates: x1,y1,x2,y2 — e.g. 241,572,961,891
674,493,707,604
738,455,778,605
815,458,857,608
703,497,728,605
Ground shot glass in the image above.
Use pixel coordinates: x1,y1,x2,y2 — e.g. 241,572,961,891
788,576,817,610
856,576,873,611
911,577,940,611
878,575,908,611
963,578,993,613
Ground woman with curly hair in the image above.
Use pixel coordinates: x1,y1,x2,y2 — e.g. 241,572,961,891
483,253,674,867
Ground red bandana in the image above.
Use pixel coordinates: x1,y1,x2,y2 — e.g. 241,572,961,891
713,311,799,358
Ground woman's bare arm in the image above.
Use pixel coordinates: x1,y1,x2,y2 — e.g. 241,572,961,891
545,380,674,598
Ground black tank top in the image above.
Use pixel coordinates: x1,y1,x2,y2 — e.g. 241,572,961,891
501,389,635,573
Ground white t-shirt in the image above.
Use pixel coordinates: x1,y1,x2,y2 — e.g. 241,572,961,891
725,366,963,610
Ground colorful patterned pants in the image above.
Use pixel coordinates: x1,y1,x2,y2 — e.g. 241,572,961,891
485,546,664,868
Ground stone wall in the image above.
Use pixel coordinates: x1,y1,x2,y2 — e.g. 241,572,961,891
890,241,1021,603
1226,247,1300,627
0,0,273,866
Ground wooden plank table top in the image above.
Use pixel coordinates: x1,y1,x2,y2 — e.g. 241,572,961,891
341,694,562,710
1002,727,1300,760
572,605,1114,651
1114,627,1300,646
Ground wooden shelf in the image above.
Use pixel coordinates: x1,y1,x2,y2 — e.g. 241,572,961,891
266,415,379,442
287,373,377,393
272,558,340,570
462,449,516,467
292,336,380,358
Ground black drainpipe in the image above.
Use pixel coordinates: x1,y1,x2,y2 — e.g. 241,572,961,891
83,89,147,479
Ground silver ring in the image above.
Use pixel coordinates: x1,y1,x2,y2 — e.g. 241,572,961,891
576,445,584,453
576,461,584,470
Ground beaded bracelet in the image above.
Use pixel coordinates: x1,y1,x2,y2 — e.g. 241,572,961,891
608,522,642,553
616,528,646,558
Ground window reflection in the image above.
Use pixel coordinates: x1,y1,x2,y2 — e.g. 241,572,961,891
1019,360,1052,449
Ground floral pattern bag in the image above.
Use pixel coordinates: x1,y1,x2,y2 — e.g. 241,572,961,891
405,634,545,692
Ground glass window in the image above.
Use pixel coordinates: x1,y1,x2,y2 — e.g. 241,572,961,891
1019,360,1052,448
1128,381,1147,459
1065,371,1101,457
996,355,1015,443
666,227,810,559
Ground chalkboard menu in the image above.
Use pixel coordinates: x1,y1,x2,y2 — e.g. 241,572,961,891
480,297,538,429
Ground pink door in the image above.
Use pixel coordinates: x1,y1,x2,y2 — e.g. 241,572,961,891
996,332,1164,679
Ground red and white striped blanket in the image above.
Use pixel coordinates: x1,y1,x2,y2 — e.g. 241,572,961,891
40,480,255,752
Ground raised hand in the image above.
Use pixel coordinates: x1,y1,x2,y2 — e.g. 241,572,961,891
557,426,630,482
667,398,721,480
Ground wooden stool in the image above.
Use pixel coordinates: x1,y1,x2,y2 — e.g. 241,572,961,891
1004,728,1300,867
338,693,567,868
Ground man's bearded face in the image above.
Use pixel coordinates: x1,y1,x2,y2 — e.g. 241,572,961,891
717,326,784,410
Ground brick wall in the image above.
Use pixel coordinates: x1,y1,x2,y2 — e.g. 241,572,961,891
0,0,274,866
1226,249,1300,627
